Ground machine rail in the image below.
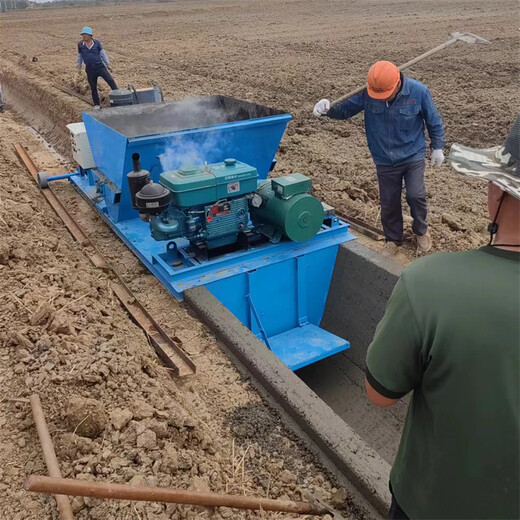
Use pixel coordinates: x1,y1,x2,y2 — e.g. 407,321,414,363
335,212,385,241
14,144,195,378
52,83,94,106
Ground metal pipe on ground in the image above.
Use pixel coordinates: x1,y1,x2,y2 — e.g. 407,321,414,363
14,144,196,377
52,83,94,106
15,144,93,249
29,395,74,520
24,475,330,516
335,212,385,241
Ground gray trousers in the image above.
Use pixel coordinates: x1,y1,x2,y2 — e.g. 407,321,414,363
376,159,428,245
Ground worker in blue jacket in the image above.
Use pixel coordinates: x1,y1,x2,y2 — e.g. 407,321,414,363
313,61,445,254
76,26,118,109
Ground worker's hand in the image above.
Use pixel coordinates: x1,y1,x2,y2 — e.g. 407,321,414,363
430,149,445,167
76,66,82,75
106,65,112,72
313,99,330,117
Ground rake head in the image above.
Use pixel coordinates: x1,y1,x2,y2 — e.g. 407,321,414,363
450,31,491,44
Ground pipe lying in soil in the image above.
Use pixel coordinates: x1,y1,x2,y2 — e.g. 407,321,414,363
29,395,75,520
24,475,330,515
335,212,385,241
52,83,94,106
15,144,196,377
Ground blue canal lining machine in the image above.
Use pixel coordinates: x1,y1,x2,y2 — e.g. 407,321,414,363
56,96,355,370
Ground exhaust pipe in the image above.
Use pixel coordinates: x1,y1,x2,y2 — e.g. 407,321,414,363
127,153,150,209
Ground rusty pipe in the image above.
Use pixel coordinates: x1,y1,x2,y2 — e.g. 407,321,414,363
14,144,39,180
29,395,74,520
15,144,92,247
24,475,328,515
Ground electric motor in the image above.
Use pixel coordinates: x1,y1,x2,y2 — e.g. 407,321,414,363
250,174,324,242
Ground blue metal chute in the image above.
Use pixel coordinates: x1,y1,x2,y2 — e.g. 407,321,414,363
205,234,351,370
70,95,355,371
82,97,291,222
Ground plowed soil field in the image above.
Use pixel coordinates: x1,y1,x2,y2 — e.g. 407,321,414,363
1,0,518,258
0,1,518,518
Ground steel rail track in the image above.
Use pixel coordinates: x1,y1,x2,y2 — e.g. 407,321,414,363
14,144,195,378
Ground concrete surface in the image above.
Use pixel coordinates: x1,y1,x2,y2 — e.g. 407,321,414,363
322,241,403,369
298,241,406,464
297,355,408,465
185,285,392,517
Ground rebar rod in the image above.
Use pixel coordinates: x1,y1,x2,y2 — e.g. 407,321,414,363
29,396,74,520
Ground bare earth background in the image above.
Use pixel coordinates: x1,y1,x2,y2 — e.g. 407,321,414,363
0,0,518,518
1,0,518,258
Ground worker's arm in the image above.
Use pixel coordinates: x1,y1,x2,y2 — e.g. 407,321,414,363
98,41,111,68
76,43,83,68
326,91,365,120
365,379,398,407
421,87,445,151
365,274,425,407
100,49,110,67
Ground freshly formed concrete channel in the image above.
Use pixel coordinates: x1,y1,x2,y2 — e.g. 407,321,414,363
186,240,404,516
299,242,407,465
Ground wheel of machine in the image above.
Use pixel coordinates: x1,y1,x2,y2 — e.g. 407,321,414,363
37,172,48,189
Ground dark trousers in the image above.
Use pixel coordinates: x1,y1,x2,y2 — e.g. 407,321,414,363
86,65,117,106
389,484,410,519
376,159,428,245
389,495,410,519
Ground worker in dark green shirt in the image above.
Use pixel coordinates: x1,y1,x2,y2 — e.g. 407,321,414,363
365,115,520,519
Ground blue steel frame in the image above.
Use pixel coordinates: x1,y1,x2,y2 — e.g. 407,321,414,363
72,101,355,370
70,170,355,370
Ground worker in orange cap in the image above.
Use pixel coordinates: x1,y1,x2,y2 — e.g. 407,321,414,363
313,61,445,255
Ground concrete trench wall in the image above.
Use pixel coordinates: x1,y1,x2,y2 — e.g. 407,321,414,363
321,241,403,369
299,242,407,465
186,240,405,516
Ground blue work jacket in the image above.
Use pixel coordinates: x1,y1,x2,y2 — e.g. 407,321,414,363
327,75,445,166
77,39,110,69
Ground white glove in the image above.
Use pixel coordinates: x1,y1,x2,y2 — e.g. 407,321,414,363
430,149,445,167
313,99,330,117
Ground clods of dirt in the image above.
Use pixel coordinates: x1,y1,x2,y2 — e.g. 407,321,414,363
67,397,108,439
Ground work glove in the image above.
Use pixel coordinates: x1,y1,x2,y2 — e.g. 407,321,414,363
313,99,330,117
430,149,445,167
106,65,113,72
